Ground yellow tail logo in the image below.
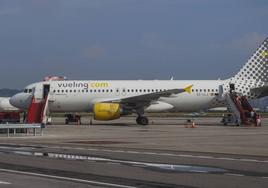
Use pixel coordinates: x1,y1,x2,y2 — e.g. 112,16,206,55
184,85,193,94
260,51,267,58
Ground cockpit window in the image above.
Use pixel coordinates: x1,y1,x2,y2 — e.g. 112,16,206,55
23,88,33,93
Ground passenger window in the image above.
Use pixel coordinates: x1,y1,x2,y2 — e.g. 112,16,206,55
74,90,76,92
110,89,113,92
70,90,72,92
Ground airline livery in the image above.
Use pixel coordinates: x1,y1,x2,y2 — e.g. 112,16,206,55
10,38,268,125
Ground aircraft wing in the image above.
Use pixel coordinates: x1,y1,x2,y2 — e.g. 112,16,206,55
250,85,268,98
101,85,193,107
120,87,191,104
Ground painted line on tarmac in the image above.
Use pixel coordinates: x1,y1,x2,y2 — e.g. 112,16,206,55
0,168,137,188
0,180,11,185
2,143,268,164
225,173,245,177
52,146,268,164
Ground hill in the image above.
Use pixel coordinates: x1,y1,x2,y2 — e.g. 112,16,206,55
0,89,20,97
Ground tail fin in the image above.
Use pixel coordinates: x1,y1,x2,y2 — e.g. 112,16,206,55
228,37,268,98
232,37,268,83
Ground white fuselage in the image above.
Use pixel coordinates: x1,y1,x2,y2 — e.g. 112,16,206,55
42,80,227,113
0,97,19,112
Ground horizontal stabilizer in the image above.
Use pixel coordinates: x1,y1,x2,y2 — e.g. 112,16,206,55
250,85,268,98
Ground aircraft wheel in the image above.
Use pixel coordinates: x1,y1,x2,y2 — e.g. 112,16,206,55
136,117,141,124
136,116,149,125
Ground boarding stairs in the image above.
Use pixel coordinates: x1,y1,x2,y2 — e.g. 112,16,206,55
225,93,257,126
27,96,49,124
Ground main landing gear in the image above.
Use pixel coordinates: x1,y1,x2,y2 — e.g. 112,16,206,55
136,116,149,125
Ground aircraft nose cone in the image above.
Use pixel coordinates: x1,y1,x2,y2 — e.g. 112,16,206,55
10,93,33,110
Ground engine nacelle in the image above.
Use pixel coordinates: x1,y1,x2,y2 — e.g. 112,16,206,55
93,103,121,121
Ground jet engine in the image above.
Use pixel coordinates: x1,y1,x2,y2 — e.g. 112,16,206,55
93,103,121,121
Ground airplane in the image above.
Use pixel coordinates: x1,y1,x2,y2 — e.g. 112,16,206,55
183,112,207,117
0,97,20,123
9,38,268,125
0,97,19,112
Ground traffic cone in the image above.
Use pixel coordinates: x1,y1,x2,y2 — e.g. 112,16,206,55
191,121,197,128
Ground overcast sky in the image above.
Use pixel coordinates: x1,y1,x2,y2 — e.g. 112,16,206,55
0,0,267,89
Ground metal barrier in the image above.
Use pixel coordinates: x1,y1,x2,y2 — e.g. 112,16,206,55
0,124,44,137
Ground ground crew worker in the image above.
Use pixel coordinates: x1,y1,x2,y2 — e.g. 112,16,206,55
256,115,261,127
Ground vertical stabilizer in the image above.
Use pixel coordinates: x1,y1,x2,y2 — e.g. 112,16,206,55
228,37,268,98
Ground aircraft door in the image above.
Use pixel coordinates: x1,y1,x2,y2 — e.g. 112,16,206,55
33,84,43,101
43,84,50,99
48,84,55,103
217,85,225,101
229,83,235,93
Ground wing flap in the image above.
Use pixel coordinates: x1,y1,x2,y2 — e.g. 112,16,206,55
251,85,268,98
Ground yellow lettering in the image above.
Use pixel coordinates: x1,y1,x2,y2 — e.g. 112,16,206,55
90,82,109,88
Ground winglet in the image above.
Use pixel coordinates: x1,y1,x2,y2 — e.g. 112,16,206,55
184,85,193,94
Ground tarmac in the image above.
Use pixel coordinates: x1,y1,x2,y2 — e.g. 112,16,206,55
0,116,267,188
